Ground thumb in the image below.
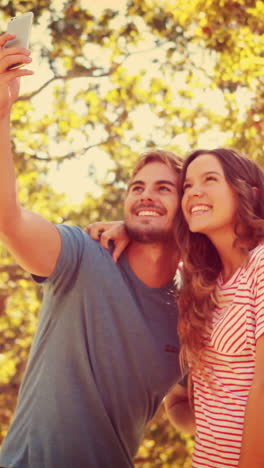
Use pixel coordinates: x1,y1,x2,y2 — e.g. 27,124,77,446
112,240,128,263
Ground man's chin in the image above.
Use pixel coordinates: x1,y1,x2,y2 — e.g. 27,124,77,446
125,225,174,243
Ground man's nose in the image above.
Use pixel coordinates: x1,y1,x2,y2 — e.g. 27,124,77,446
140,187,154,200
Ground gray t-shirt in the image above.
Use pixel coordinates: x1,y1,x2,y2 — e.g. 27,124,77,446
0,225,181,468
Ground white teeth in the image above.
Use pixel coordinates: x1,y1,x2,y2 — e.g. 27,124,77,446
191,205,210,214
137,211,160,216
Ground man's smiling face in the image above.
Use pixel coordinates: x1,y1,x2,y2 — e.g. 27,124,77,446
124,161,179,243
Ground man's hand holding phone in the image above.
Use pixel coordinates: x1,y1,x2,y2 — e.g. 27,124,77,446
0,33,33,119
0,12,34,119
4,12,33,70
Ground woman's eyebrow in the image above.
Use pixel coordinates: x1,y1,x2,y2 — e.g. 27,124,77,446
203,170,222,176
184,170,223,181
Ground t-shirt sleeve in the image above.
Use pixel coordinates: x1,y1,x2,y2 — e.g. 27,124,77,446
33,224,86,296
254,252,264,341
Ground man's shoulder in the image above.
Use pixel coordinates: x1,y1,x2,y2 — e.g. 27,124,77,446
38,225,114,289
56,224,84,239
56,224,104,252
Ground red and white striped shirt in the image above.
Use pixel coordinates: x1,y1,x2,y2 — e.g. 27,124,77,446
192,244,264,468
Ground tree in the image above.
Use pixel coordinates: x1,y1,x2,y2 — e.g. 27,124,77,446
0,0,263,465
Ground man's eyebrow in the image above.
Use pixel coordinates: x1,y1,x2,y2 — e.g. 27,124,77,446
156,180,178,188
128,180,144,188
128,179,177,189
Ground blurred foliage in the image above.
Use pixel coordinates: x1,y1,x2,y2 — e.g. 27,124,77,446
0,0,263,465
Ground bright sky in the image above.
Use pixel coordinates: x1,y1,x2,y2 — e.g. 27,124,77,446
13,1,253,203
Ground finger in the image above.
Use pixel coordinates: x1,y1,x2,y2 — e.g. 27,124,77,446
0,68,34,81
100,232,112,249
0,70,33,90
88,226,105,240
112,240,128,263
0,54,32,72
83,225,90,234
1,47,31,58
0,34,16,48
12,68,34,76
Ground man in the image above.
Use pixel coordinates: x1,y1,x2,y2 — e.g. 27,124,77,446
0,34,193,468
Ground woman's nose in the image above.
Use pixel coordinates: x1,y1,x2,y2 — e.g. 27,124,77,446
187,184,203,198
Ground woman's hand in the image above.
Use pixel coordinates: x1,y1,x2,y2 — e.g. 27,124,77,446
0,34,33,119
84,221,130,263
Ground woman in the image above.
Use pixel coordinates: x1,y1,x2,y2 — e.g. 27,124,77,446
175,148,264,468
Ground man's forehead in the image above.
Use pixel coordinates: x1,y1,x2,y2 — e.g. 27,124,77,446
131,162,179,183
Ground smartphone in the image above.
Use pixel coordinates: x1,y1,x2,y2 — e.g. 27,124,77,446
4,12,33,69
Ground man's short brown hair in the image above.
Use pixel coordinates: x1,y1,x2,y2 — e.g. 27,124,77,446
130,149,183,183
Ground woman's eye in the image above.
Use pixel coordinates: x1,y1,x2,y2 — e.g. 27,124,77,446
183,183,191,192
205,176,217,182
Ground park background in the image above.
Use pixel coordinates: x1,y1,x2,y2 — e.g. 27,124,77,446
0,0,263,466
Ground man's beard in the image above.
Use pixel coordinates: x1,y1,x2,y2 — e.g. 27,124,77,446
125,222,175,243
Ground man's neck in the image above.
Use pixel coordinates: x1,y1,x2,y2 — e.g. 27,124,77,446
125,241,180,288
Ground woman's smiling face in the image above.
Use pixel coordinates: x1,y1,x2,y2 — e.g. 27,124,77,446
181,153,238,239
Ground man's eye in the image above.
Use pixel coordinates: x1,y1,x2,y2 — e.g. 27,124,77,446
159,186,170,192
132,186,142,192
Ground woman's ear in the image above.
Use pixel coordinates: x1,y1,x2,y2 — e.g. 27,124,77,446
252,186,259,200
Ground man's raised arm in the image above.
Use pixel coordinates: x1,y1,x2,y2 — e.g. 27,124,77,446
0,33,61,277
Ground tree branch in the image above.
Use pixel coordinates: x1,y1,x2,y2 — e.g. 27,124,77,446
17,40,171,103
30,141,109,162
17,63,120,102
0,264,31,280
30,109,127,162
